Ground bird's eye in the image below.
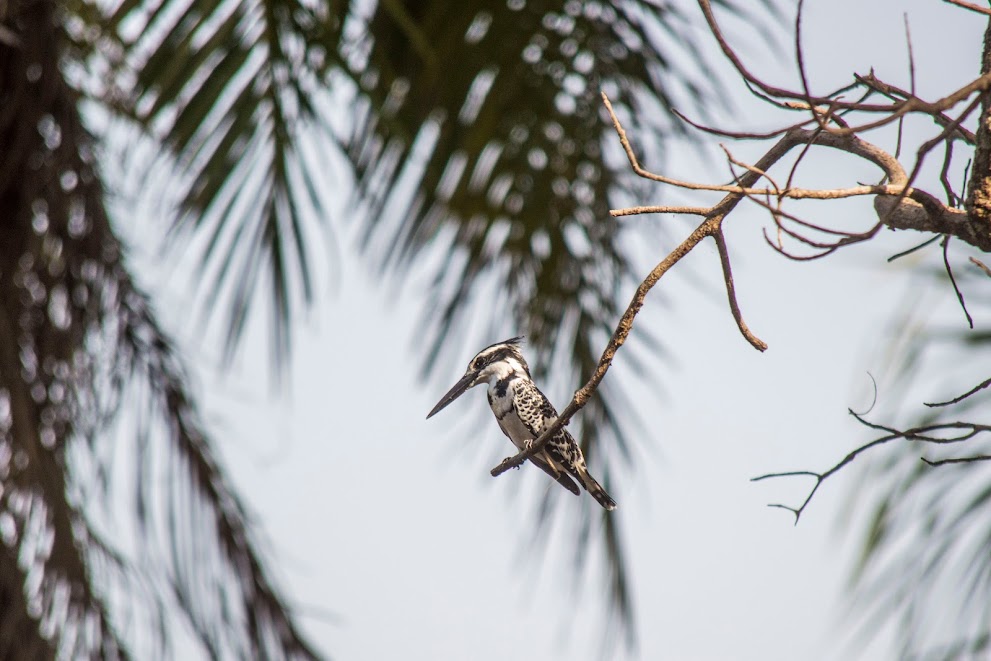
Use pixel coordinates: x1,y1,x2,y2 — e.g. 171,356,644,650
473,359,484,369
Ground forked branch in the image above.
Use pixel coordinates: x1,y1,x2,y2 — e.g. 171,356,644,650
492,1,991,489
491,94,768,478
698,0,991,137
753,412,991,523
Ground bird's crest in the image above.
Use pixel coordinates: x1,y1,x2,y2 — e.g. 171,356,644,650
483,335,523,351
472,336,529,376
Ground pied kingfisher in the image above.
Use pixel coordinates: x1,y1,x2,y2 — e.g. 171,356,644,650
426,337,616,510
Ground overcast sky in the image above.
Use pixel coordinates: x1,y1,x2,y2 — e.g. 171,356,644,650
118,1,984,659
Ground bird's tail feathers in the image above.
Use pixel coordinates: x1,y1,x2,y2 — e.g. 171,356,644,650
530,454,581,496
577,469,617,511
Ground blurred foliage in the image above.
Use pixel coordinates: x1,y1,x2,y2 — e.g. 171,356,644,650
846,261,991,660
1,0,778,657
1,1,320,657
346,1,741,644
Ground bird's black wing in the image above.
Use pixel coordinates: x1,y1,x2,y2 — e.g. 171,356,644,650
511,381,581,496
515,380,584,467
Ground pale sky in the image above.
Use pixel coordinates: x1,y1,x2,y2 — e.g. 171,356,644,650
116,1,984,659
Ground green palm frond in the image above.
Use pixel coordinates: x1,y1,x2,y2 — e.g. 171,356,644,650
0,1,320,656
73,0,348,367
106,280,321,660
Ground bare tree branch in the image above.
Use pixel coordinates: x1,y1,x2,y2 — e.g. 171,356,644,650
944,0,991,17
549,3,991,655
971,255,991,276
887,235,941,262
493,1,991,554
754,413,991,522
699,0,991,136
856,73,977,144
491,213,724,477
493,48,991,476
926,376,991,407
624,55,991,252
922,454,991,466
610,205,709,217
713,228,767,351
942,234,975,328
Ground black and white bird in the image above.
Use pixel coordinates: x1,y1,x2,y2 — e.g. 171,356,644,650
426,336,616,510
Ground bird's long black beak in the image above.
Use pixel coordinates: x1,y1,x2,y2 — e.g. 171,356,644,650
426,371,477,419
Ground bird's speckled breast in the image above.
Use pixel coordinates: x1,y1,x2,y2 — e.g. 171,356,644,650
487,376,530,450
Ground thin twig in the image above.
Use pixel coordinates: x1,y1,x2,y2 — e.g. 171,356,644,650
825,71,991,137
713,229,767,351
698,0,991,137
942,234,974,329
602,92,914,201
962,158,972,201
887,235,941,262
794,0,820,129
944,0,991,16
720,144,782,196
922,454,991,466
610,205,710,217
851,372,878,417
784,127,821,193
926,376,991,407
940,140,959,206
763,231,838,261
894,114,905,161
905,14,916,97
755,413,991,523
607,92,984,253
856,73,977,144
673,107,813,141
970,256,991,277
767,200,861,238
717,144,873,258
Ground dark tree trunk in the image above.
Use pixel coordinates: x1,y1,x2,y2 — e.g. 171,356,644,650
0,0,124,655
967,16,991,239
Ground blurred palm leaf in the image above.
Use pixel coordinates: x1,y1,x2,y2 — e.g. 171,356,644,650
850,262,991,660
1,0,318,657
70,0,348,366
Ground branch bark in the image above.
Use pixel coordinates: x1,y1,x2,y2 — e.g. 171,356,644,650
618,110,991,251
490,216,730,477
967,16,991,226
